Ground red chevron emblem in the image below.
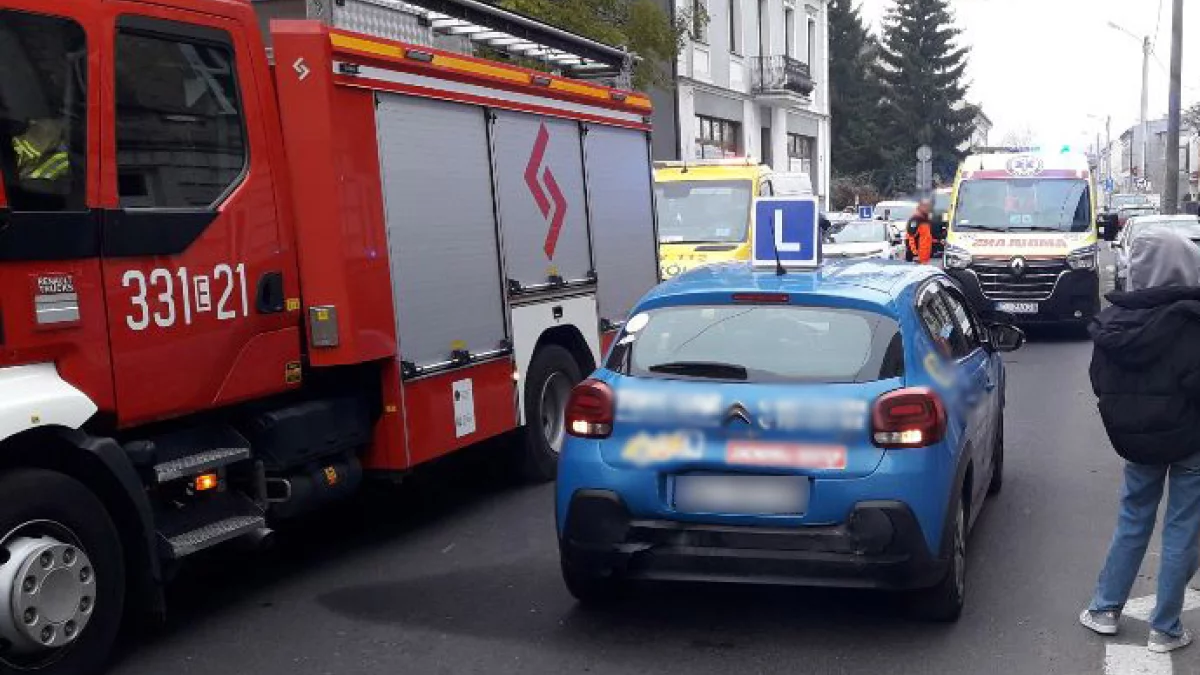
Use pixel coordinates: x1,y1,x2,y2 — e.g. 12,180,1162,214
524,123,567,259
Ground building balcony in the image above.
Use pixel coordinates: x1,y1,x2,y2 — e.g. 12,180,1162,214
750,55,814,104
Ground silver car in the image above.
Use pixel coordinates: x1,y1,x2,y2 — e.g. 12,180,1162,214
1113,215,1200,291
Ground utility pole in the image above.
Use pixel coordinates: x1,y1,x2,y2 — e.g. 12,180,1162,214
1163,0,1184,214
1106,115,1112,202
1140,34,1151,191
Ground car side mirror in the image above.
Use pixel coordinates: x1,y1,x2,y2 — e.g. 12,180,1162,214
988,324,1025,352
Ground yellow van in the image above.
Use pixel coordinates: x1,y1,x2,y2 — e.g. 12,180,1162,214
654,160,777,280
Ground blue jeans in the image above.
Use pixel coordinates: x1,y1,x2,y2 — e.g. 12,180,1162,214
1090,452,1200,636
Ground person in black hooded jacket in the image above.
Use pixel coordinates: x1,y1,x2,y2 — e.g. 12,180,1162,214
1080,226,1200,653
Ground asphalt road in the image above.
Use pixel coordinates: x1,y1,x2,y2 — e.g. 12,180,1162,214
111,249,1196,675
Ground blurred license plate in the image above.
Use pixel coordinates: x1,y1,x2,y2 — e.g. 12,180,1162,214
674,475,808,515
995,302,1038,314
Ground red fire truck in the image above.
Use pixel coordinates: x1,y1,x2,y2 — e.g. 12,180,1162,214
0,0,660,671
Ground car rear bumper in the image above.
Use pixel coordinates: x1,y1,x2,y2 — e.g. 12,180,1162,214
560,490,948,590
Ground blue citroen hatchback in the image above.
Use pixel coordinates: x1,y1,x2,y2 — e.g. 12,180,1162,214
556,259,1024,621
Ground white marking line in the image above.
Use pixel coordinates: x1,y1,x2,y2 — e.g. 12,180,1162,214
1102,590,1200,674
1105,643,1173,675
1124,589,1200,622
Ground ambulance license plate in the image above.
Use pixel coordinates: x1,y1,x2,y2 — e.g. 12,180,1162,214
995,301,1038,314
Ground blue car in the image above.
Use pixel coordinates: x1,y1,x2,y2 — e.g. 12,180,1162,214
556,259,1024,621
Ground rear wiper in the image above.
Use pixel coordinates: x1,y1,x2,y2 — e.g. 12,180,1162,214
648,361,748,380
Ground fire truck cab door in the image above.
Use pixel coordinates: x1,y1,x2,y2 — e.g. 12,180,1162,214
0,1,116,416
98,2,299,425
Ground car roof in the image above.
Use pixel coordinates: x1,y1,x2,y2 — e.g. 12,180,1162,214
634,260,942,316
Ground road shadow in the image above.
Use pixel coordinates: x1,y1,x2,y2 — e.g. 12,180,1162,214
1018,323,1092,344
316,559,958,657
110,433,537,656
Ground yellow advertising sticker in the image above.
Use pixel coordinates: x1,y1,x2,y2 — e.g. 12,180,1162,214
621,431,704,466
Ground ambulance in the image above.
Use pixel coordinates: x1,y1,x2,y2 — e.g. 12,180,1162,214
942,148,1102,326
655,159,809,279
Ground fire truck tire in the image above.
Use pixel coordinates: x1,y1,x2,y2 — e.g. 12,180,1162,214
0,469,125,675
519,345,583,483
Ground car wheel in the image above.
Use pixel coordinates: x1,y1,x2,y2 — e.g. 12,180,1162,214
988,416,1004,496
912,497,966,622
0,469,125,675
560,555,623,606
518,345,583,483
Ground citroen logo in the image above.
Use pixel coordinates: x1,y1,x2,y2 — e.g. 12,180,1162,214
1010,257,1027,277
725,403,752,426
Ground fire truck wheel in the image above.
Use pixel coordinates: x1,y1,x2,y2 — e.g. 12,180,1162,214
520,345,583,483
0,469,125,675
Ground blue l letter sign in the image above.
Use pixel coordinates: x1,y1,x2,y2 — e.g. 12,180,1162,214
752,197,820,269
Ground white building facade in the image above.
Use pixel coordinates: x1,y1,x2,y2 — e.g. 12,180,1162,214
653,0,831,207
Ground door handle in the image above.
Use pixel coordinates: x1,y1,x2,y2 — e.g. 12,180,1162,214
256,272,285,314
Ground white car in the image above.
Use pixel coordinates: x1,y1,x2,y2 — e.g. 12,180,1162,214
874,200,918,240
1113,215,1200,291
823,220,903,260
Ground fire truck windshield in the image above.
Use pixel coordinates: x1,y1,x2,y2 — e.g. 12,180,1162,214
656,179,753,244
954,178,1092,233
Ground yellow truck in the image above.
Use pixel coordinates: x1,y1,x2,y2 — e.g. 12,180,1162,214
655,160,810,279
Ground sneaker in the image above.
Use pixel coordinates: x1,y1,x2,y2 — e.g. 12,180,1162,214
1148,629,1193,653
1080,609,1120,636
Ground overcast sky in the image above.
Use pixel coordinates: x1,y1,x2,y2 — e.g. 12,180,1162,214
856,0,1200,148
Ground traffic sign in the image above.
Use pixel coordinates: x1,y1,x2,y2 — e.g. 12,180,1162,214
858,205,874,220
752,197,821,270
916,145,932,162
1104,177,1114,193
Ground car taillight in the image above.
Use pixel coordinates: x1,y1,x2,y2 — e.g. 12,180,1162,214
565,379,614,439
871,387,946,448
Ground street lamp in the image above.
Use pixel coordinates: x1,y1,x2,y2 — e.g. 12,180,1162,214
1106,21,1152,191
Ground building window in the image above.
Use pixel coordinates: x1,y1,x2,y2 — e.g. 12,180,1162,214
788,133,815,188
784,8,795,57
692,0,708,43
697,114,741,159
728,0,740,54
807,18,816,65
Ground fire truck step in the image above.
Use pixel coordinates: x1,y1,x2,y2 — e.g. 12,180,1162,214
154,447,252,483
132,424,253,484
166,515,267,558
157,491,268,559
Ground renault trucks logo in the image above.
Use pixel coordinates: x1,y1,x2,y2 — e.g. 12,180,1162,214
1006,155,1044,177
525,123,568,259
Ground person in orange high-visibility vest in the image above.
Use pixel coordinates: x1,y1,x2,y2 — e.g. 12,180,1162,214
905,199,935,264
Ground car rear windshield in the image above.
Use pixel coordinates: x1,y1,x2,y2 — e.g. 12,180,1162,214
607,305,904,384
